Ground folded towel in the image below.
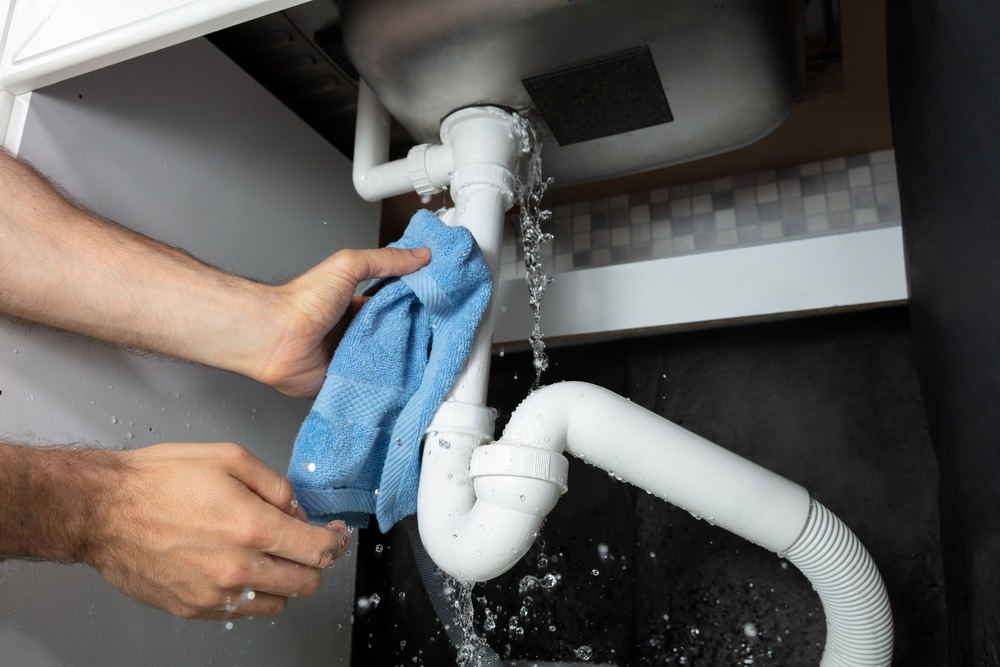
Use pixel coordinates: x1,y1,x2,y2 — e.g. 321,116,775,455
289,209,493,532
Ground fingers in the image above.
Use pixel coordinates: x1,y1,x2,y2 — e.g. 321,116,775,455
331,246,430,285
222,443,300,515
244,505,350,569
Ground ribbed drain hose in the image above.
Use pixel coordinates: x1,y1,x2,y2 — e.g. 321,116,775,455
784,501,894,666
404,517,505,667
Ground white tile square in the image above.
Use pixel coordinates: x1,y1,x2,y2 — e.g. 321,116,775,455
652,238,674,256
591,248,612,265
572,214,592,233
803,194,827,216
761,221,783,239
717,229,738,246
870,149,895,163
806,214,830,233
827,190,851,212
714,209,737,230
692,193,713,215
756,182,779,203
778,179,801,200
632,224,651,243
554,254,574,272
848,166,873,189
875,183,899,205
856,208,879,225
800,161,823,176
670,197,692,217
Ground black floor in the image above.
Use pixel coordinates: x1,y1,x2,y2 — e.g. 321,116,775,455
351,307,944,665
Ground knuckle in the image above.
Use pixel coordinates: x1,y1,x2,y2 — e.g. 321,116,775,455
235,516,265,548
214,562,248,591
259,597,288,617
272,476,295,508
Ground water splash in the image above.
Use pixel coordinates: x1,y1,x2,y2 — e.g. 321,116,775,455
510,113,554,389
442,577,495,667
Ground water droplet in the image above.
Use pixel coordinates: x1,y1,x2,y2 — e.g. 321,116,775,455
398,591,406,603
597,543,610,561
126,432,133,439
225,621,234,631
438,439,451,449
373,488,381,497
246,590,256,600
574,645,593,661
743,622,759,638
420,194,432,205
307,462,317,473
591,569,600,576
374,544,383,555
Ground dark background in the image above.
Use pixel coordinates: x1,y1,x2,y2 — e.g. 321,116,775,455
350,307,945,666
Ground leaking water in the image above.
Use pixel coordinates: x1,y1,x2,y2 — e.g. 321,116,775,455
510,113,554,389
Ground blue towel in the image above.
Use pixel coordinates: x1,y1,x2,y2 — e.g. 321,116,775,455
289,209,493,532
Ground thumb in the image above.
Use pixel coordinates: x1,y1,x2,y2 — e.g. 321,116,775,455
329,247,430,286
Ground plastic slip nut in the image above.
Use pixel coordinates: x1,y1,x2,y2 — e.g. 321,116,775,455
468,443,569,493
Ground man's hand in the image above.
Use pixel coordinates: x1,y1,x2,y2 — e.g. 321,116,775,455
0,442,348,620
254,246,430,398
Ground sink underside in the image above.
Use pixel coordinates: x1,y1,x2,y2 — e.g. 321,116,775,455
340,0,804,186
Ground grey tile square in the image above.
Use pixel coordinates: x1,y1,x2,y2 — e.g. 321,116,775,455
671,197,692,217
632,243,652,260
629,191,650,206
716,228,738,246
872,161,897,185
712,176,735,192
756,169,777,184
554,234,572,254
652,219,672,240
669,183,691,199
801,173,825,196
714,209,737,230
758,200,783,222
591,210,610,230
611,208,631,227
631,204,651,224
824,170,848,192
591,198,609,213
736,205,759,226
850,186,876,209
691,180,713,195
781,198,804,219
652,238,674,257
693,212,716,234
781,217,807,237
591,248,612,266
777,166,800,181
554,204,573,218
778,179,802,200
830,210,855,229
671,215,693,236
632,223,652,244
845,154,871,169
573,232,591,252
694,231,718,249
572,201,591,215
822,157,846,172
651,201,671,222
650,187,670,202
875,183,899,206
572,214,592,233
673,235,695,252
611,226,631,246
692,193,713,215
848,166,873,189
592,228,611,248
734,187,757,209
733,173,757,188
738,226,761,243
611,246,634,263
573,250,592,266
609,194,630,209
712,191,734,210
878,203,902,223
555,218,573,236
800,161,823,176
553,254,573,272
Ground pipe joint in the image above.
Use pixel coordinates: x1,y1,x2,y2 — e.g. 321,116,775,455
469,443,569,493
406,143,452,197
450,163,516,208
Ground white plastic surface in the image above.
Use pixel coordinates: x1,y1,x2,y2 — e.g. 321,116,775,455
1,0,309,93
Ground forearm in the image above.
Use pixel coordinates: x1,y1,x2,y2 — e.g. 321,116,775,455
0,150,280,378
0,442,122,562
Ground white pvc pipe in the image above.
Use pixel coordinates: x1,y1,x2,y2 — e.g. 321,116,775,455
352,80,452,202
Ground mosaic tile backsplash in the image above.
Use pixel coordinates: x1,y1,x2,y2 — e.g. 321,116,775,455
499,149,900,280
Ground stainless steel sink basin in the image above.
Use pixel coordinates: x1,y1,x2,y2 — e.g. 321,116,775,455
340,0,803,185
